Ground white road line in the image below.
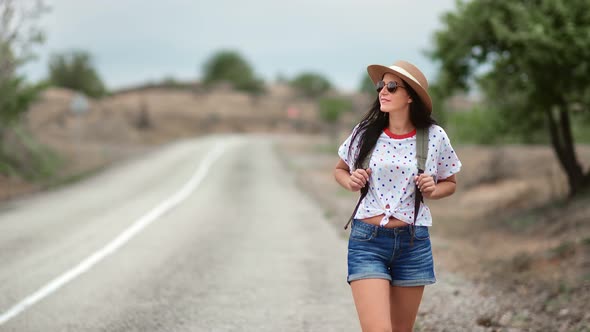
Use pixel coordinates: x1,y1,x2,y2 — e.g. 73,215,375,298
0,140,232,325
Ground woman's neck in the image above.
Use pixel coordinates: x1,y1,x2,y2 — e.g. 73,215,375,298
387,112,414,135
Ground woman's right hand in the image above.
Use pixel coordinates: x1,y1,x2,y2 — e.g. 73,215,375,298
348,168,372,192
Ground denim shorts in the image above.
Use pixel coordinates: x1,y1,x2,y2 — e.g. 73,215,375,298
347,219,436,287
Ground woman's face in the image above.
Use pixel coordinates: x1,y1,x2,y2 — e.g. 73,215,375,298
378,73,412,113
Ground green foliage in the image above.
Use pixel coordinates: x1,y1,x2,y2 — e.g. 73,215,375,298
201,50,265,94
358,75,377,96
431,0,590,195
0,124,62,180
0,77,44,124
446,107,549,144
49,50,107,98
318,97,353,124
572,113,590,143
431,0,590,132
0,0,48,124
445,108,504,145
290,72,332,99
429,83,450,127
445,107,590,145
0,1,64,183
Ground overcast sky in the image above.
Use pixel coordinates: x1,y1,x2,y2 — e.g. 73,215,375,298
23,0,457,92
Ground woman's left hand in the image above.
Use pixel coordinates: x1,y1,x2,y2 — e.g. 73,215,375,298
414,174,436,199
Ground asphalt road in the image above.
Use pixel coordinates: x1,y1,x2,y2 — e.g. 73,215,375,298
0,135,358,332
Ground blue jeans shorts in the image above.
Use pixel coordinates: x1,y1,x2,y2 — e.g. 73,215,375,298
347,219,436,287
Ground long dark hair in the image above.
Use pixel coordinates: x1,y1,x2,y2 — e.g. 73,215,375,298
348,80,437,169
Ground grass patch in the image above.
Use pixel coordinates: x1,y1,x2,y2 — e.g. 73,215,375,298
0,123,116,197
1,124,64,182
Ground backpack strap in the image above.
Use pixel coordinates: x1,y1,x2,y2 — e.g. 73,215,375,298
343,145,375,230
411,127,429,245
416,127,428,172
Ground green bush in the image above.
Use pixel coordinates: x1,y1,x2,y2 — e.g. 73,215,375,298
446,107,590,145
201,50,264,94
446,108,509,145
318,97,353,124
0,77,44,124
49,50,107,98
0,124,62,180
571,112,590,144
290,72,332,99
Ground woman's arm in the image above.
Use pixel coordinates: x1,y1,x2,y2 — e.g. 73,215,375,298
416,174,457,200
334,159,371,192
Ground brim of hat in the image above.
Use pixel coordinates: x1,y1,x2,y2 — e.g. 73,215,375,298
367,64,432,113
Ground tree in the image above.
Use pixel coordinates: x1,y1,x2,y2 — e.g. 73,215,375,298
290,72,332,99
0,0,53,178
0,0,48,125
201,50,264,94
430,0,590,197
49,50,106,98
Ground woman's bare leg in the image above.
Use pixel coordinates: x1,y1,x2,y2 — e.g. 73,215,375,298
350,279,392,332
389,286,425,332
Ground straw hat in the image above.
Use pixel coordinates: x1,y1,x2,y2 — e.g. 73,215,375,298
367,60,432,113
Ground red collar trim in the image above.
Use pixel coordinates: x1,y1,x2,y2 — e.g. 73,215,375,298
384,128,416,139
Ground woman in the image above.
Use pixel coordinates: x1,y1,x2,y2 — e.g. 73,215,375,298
334,60,462,332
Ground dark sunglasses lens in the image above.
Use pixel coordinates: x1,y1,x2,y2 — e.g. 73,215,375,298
386,82,398,93
376,81,399,93
375,81,385,92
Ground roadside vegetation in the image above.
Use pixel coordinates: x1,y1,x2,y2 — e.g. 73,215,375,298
430,0,590,196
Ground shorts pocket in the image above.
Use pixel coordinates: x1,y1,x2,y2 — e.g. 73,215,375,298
350,223,376,242
412,226,430,241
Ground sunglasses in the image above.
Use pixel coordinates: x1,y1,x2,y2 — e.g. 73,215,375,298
375,80,406,93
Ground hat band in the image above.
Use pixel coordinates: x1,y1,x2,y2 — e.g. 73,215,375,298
389,65,422,88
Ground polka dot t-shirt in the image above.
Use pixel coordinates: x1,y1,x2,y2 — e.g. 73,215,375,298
338,124,462,227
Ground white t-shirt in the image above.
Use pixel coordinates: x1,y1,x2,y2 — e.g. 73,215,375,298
338,124,462,227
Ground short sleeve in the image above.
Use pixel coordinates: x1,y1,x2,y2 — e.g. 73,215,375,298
435,127,462,180
338,125,361,172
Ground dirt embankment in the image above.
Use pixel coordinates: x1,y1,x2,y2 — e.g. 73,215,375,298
1,85,367,201
276,134,590,332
